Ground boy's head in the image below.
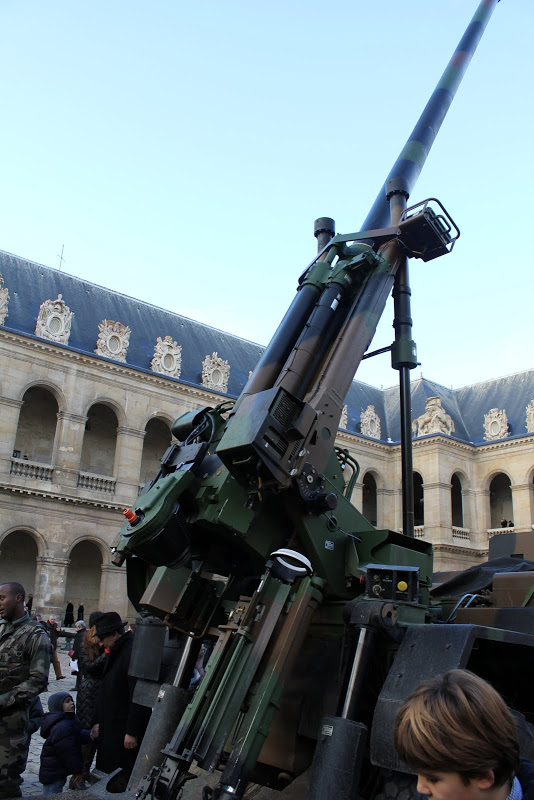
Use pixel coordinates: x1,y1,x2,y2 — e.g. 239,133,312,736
48,692,75,714
394,670,519,793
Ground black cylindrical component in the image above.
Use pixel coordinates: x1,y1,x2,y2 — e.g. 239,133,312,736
306,716,368,800
390,188,415,538
314,217,335,253
128,616,167,680
399,363,415,537
127,683,190,791
276,283,352,399
242,284,322,398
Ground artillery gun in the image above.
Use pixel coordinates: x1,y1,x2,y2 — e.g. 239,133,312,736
103,2,534,799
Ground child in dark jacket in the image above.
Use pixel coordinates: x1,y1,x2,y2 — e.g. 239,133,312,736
39,691,92,794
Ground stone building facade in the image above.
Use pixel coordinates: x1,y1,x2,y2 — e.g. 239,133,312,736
0,251,533,619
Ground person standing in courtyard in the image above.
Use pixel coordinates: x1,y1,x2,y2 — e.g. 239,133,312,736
44,614,66,680
63,602,74,628
91,612,150,791
394,669,534,800
77,604,84,622
0,582,50,799
39,691,92,794
77,612,106,783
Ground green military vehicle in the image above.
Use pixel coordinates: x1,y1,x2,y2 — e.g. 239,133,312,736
102,2,534,798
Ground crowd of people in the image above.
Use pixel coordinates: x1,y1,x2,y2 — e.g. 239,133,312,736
0,582,149,797
2,579,534,800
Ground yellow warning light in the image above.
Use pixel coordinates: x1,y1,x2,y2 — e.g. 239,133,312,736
397,581,408,592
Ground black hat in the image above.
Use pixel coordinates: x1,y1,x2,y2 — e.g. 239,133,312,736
88,611,104,628
48,691,72,713
94,611,124,639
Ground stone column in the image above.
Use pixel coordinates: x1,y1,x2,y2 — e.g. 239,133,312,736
377,487,397,530
113,426,146,502
0,396,23,476
511,483,533,532
51,411,88,488
99,563,129,618
34,556,70,617
470,488,491,547
421,480,452,543
352,480,364,514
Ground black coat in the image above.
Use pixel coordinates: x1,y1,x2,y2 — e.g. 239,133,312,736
64,603,74,627
39,711,91,785
519,759,534,800
72,630,85,662
94,632,150,775
76,643,108,730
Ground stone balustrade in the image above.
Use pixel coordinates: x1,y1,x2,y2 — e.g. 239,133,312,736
10,457,53,481
77,471,116,493
452,527,470,540
487,526,514,538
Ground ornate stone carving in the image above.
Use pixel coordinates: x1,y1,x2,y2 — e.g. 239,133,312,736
150,336,182,378
0,273,9,325
526,400,534,434
360,405,381,439
35,294,73,344
412,396,455,438
201,352,230,393
340,405,348,430
95,320,130,362
483,407,509,441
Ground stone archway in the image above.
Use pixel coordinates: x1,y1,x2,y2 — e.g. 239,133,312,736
451,473,464,527
140,417,172,486
14,386,58,464
489,473,513,528
80,403,118,477
362,473,378,527
413,472,424,526
64,540,103,622
0,530,38,595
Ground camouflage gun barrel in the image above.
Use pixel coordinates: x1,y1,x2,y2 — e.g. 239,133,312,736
244,0,500,409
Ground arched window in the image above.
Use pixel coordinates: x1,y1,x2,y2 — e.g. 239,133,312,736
80,403,118,476
489,473,513,528
0,531,38,594
14,387,58,464
451,473,463,528
362,473,377,527
413,472,424,526
64,541,103,620
140,418,172,486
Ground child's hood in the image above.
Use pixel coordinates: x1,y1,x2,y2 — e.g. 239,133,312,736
40,710,75,738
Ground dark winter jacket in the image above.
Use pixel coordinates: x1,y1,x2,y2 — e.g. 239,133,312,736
72,630,85,662
43,620,60,652
76,643,107,730
518,759,534,800
94,631,150,775
28,695,44,736
39,711,91,785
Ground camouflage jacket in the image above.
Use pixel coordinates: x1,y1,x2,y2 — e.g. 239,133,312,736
0,612,50,710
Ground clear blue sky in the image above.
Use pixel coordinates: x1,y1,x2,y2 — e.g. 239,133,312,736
1,0,532,390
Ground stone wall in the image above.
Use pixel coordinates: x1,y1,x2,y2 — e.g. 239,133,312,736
1,327,533,614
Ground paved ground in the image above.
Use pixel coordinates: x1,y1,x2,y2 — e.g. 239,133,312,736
22,641,83,796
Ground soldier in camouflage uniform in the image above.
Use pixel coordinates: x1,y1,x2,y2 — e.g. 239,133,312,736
0,582,50,799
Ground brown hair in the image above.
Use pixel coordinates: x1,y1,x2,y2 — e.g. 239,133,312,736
83,625,102,660
394,670,519,787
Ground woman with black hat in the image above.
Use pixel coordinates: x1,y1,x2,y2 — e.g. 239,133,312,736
90,612,150,791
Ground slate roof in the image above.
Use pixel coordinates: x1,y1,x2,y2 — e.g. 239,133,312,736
1,249,532,447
